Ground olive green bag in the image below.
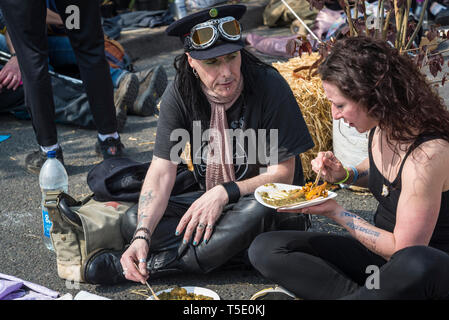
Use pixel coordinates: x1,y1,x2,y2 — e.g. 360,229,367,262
43,191,134,283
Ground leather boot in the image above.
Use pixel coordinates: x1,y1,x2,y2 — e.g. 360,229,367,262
82,246,194,285
82,248,127,285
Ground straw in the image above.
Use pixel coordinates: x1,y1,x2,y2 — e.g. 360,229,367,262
272,53,333,181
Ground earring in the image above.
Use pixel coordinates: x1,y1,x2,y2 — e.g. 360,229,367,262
192,68,199,78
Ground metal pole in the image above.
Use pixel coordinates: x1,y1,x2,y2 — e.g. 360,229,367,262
280,0,322,43
0,50,83,84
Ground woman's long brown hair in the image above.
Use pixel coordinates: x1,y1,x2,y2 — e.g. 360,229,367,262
318,36,449,145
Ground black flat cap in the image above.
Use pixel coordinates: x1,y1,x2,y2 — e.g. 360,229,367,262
166,4,247,60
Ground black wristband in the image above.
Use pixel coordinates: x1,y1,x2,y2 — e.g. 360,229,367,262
134,227,151,236
221,181,240,204
131,235,150,247
10,53,16,57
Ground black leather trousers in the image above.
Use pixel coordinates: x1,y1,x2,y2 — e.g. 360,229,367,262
121,191,302,274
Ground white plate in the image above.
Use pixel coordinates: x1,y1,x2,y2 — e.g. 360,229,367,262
147,286,220,300
255,183,337,210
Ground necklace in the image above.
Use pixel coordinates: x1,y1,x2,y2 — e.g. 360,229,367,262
381,181,390,197
380,130,397,197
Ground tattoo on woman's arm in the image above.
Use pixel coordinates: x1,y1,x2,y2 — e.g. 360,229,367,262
341,211,380,237
340,211,363,221
340,211,381,254
345,221,380,237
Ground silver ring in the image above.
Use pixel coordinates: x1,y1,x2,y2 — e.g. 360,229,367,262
138,258,146,263
122,268,127,275
197,223,205,229
206,224,214,230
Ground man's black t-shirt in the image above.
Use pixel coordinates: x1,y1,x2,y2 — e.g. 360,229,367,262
154,66,314,190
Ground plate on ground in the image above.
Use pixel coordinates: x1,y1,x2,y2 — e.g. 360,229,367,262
147,286,220,300
255,183,337,210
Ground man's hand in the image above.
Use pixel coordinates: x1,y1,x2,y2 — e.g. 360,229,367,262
120,238,149,284
175,185,229,246
0,56,22,91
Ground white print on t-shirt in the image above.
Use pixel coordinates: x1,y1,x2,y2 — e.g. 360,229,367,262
193,140,249,180
169,120,279,170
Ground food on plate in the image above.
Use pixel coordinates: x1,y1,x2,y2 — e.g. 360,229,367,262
302,182,329,201
157,286,213,300
259,188,306,206
263,183,276,188
259,182,329,207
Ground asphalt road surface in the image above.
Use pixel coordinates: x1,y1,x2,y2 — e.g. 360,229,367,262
1,20,448,302
0,79,378,302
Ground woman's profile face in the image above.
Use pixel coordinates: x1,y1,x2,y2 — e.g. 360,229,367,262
187,51,242,98
322,81,378,133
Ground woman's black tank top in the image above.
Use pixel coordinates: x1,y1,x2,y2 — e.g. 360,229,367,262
368,128,449,253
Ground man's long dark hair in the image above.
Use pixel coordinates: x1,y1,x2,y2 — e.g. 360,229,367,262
173,48,276,128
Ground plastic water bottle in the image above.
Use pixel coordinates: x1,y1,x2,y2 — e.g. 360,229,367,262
174,0,187,19
39,150,68,251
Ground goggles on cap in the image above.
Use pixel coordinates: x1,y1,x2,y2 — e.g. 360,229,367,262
186,16,242,50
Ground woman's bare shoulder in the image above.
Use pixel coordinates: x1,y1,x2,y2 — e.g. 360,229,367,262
411,139,449,164
404,139,449,189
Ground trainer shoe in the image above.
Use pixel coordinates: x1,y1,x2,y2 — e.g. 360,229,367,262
95,136,125,159
114,72,139,132
25,146,64,175
130,65,167,116
250,286,298,300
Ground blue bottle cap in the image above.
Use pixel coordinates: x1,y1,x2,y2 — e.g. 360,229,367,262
47,150,56,158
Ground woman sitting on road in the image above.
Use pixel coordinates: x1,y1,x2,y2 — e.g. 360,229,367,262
82,4,314,285
249,36,449,299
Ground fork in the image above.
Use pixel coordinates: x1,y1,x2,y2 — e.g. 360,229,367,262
312,167,322,188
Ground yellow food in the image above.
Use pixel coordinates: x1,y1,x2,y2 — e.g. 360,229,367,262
302,182,329,200
157,287,213,300
259,182,329,207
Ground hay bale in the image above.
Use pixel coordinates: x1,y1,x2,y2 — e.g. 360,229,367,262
272,53,333,181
